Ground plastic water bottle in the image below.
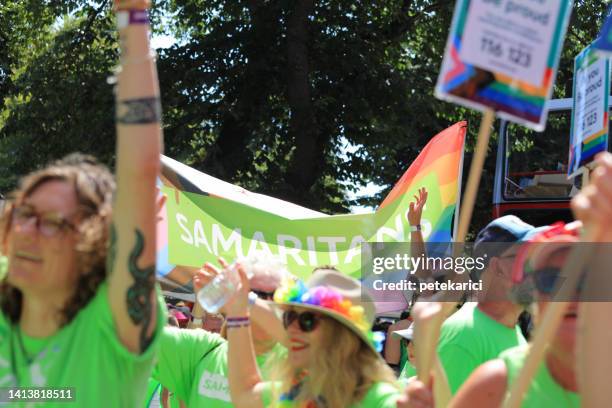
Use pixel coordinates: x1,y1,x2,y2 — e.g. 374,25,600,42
196,253,287,313
196,263,241,313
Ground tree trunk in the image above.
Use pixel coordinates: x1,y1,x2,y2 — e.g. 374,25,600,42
204,2,281,180
285,0,322,206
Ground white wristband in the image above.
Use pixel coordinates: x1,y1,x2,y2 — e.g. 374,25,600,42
410,225,422,232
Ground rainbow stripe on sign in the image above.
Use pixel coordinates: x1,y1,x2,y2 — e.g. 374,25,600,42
440,39,551,125
436,0,572,131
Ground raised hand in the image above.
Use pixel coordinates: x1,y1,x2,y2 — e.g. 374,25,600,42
396,379,434,408
193,262,221,294
407,187,428,226
224,263,251,317
571,152,612,241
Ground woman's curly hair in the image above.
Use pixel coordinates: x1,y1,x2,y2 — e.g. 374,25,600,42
0,153,115,326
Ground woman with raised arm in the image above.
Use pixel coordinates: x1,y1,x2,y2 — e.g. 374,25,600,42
226,268,401,407
0,0,164,405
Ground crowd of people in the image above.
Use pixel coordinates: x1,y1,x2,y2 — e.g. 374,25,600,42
1,1,612,407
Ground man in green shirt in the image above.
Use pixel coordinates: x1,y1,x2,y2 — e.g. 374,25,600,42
154,260,287,407
439,216,543,393
400,223,582,408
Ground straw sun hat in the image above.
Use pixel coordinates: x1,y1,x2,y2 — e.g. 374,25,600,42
273,270,384,354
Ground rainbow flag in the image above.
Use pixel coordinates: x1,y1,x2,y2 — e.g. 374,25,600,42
156,122,466,311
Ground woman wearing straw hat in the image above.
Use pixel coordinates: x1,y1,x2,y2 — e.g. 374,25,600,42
226,268,401,407
399,223,582,408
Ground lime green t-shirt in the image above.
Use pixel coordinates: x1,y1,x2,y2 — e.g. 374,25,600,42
145,378,162,407
437,303,526,394
144,377,183,408
0,281,166,408
501,345,580,407
155,327,285,407
398,360,417,381
261,380,400,407
398,339,408,372
0,256,7,281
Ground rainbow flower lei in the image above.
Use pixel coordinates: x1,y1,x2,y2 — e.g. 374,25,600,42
273,278,385,352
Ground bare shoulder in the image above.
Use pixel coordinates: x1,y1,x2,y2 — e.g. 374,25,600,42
449,359,508,408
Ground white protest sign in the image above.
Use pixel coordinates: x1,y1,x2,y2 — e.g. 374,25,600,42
568,44,610,177
460,0,562,87
436,0,572,130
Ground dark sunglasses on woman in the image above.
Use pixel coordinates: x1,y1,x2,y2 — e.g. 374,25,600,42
533,267,586,295
282,310,322,332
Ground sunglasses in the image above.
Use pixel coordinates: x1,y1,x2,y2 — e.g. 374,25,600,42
282,310,321,332
251,289,275,300
11,204,77,237
533,267,585,295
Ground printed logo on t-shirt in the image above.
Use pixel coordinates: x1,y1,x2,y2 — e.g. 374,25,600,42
198,370,231,402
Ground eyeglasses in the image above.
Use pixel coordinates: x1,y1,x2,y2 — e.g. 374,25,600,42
533,267,585,295
11,204,77,237
282,310,321,332
251,289,275,300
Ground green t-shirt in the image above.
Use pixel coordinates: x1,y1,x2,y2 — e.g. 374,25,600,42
398,339,408,372
437,303,526,394
501,345,580,408
398,360,417,381
261,381,400,407
0,281,165,407
0,256,7,281
144,377,182,408
145,378,162,407
155,327,284,407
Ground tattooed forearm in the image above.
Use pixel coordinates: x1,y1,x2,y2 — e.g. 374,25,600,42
116,97,161,124
106,223,117,276
126,229,156,352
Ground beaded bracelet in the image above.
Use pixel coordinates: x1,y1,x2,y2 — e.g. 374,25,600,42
226,316,250,329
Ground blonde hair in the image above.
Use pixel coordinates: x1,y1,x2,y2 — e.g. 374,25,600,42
268,316,397,407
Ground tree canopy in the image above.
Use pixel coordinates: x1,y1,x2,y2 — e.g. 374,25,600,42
0,0,608,235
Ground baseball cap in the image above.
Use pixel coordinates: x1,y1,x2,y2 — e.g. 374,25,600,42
472,215,537,279
475,215,536,246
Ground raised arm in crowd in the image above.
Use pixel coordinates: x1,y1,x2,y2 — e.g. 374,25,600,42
0,0,164,406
